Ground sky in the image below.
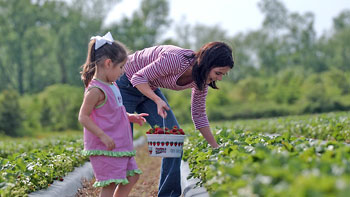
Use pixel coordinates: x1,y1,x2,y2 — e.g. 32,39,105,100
105,0,350,37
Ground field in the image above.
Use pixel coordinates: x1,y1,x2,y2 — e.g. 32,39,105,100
183,111,350,196
1,111,350,196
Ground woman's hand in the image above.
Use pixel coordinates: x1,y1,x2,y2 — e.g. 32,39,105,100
198,126,219,148
155,98,170,118
99,134,116,151
134,83,170,118
128,113,149,126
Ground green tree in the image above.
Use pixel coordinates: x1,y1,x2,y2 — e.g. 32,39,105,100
173,21,230,50
0,0,41,94
333,10,350,32
48,0,119,85
324,10,350,72
258,0,288,34
0,0,120,93
0,90,23,136
109,0,170,51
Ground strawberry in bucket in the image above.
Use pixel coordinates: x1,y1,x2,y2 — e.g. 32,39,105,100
146,126,185,157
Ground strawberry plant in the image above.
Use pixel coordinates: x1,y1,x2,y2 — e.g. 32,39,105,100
215,111,350,142
0,134,88,197
183,111,350,196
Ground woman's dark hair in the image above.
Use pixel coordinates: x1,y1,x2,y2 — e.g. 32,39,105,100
80,39,128,87
190,42,234,91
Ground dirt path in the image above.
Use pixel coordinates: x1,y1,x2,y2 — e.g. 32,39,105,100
76,143,162,197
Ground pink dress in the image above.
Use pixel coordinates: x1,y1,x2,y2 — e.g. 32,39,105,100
82,79,141,187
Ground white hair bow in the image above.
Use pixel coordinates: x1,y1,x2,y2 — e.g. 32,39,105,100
90,32,114,50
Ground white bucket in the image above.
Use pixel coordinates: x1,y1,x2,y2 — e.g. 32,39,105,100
146,134,185,158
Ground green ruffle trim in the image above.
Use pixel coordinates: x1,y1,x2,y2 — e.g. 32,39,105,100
82,150,136,157
93,178,129,187
127,169,143,177
92,170,142,187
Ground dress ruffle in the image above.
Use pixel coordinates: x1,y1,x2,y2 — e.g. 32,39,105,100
127,169,143,177
93,169,143,187
93,178,129,187
82,150,136,157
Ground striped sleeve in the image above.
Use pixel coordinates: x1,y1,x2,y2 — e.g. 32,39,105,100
130,52,181,87
191,86,210,129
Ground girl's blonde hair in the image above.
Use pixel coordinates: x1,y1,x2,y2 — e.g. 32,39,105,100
80,38,128,87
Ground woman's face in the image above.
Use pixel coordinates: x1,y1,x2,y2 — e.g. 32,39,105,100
206,66,231,84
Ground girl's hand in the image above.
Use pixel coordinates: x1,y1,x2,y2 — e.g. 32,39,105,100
155,99,170,118
128,113,149,126
99,134,115,151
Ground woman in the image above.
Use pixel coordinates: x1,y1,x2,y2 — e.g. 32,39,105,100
116,42,234,196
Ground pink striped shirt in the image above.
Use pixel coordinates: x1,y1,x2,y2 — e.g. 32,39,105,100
124,45,209,129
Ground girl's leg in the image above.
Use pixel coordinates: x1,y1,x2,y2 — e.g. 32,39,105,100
113,174,140,197
100,183,116,197
135,88,181,197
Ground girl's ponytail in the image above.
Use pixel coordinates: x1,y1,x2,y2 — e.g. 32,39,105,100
81,40,97,87
80,32,128,87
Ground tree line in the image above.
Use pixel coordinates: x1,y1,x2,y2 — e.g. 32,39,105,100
0,0,350,136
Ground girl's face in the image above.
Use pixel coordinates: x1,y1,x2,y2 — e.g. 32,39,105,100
107,60,126,82
206,66,231,84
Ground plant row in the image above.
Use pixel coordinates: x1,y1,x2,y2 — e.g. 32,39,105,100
183,116,350,196
215,111,350,142
0,135,88,197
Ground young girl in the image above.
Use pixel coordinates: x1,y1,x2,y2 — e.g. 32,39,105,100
78,32,147,197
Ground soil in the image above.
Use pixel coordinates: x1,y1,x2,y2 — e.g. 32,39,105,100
76,143,162,197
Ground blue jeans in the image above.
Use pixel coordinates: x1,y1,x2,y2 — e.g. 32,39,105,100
116,74,182,197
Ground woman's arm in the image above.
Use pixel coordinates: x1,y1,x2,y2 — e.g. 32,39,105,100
190,87,219,147
78,88,115,150
134,83,169,118
198,126,219,148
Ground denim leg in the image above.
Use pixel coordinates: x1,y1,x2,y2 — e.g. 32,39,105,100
117,75,182,196
136,89,182,197
116,74,144,133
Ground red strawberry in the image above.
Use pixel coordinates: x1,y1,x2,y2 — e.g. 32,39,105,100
170,142,173,146
166,141,169,146
147,128,154,134
161,142,164,146
153,142,156,146
179,129,185,135
157,142,160,146
174,142,178,146
158,130,165,134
